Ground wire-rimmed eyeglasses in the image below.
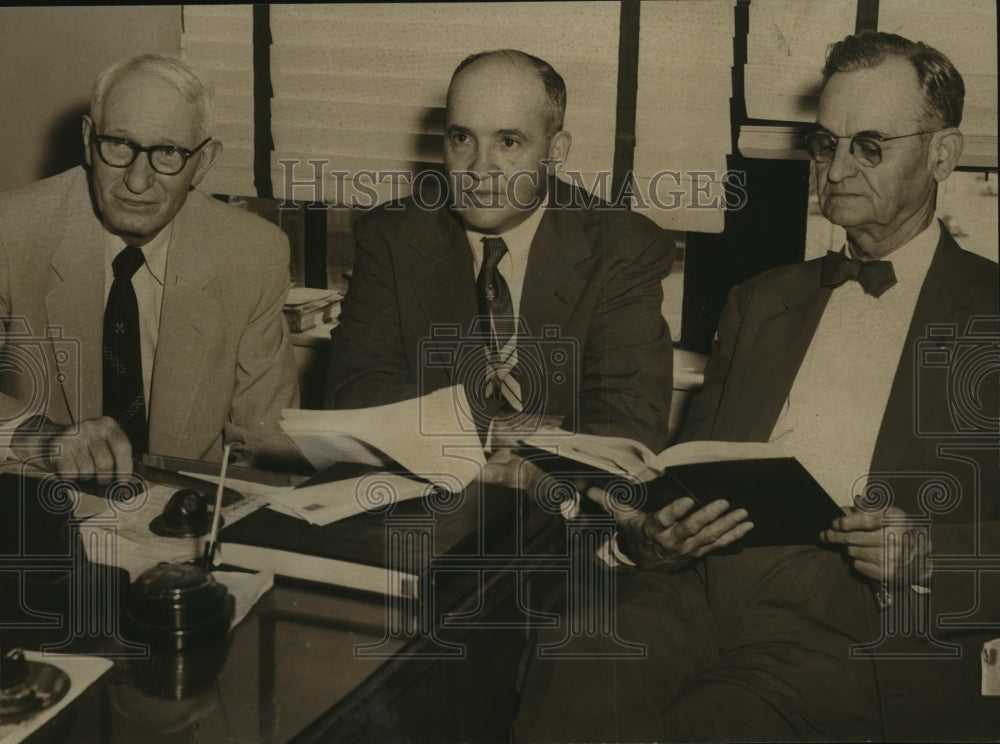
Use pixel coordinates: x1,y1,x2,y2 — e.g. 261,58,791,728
803,128,942,168
90,131,212,176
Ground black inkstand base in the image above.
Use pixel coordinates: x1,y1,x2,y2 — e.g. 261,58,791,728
106,562,235,733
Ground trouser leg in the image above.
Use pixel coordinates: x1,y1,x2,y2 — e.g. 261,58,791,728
513,566,716,743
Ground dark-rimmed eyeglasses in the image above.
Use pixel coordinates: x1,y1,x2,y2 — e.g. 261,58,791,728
90,131,212,176
803,128,941,168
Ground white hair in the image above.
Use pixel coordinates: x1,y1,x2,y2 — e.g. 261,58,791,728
90,54,214,139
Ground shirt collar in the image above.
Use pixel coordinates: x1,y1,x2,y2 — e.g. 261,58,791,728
868,219,940,289
105,222,172,286
465,203,547,263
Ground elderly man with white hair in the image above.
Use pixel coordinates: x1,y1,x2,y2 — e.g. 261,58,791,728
0,54,298,480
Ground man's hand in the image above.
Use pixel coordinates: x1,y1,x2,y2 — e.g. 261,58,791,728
483,448,548,493
612,494,753,571
488,413,566,451
820,506,932,586
14,416,133,484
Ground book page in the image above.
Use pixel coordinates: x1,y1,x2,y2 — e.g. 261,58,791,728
520,434,787,482
651,440,786,471
519,430,659,479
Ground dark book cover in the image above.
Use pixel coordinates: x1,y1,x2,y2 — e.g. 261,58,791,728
518,446,843,547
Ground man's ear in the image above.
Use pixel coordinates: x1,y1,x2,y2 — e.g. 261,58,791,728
81,115,94,168
547,130,572,169
189,140,223,188
930,128,963,182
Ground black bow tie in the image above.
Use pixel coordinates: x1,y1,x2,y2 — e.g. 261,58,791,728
821,250,897,298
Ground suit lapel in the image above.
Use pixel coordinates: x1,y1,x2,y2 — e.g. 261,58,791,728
45,178,105,422
403,208,478,385
718,269,831,441
520,205,589,339
871,230,982,477
148,197,220,448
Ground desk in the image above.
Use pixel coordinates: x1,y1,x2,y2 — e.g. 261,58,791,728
4,472,571,744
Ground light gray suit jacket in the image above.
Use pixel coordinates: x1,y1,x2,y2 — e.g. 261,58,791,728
0,167,298,463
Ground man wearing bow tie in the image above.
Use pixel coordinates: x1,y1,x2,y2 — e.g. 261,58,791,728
515,31,999,742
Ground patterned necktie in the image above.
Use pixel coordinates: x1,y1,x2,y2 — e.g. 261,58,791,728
477,237,515,351
820,250,897,298
103,245,148,454
477,237,521,411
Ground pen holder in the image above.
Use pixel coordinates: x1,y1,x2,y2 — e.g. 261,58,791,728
126,563,234,652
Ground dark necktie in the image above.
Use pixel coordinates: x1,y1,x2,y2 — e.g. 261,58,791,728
821,250,897,298
103,245,148,454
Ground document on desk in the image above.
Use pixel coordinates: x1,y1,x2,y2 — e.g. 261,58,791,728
266,472,430,526
280,385,486,490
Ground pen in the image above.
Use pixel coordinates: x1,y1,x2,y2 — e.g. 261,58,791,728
202,443,233,571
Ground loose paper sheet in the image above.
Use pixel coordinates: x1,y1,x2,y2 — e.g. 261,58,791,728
281,385,486,489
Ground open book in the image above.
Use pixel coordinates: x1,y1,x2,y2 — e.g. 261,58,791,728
518,433,844,547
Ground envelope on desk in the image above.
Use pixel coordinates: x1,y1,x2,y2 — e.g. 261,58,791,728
266,471,430,526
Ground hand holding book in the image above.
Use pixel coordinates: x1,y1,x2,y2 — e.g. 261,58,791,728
820,504,933,588
612,494,754,570
519,432,844,551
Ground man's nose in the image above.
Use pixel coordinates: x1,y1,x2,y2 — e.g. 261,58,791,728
470,144,499,182
825,139,858,183
123,153,155,193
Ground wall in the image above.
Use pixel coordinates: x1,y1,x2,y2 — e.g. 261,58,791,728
0,6,182,192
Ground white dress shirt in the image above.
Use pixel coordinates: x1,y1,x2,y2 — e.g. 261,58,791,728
465,203,547,324
104,223,172,414
769,220,940,507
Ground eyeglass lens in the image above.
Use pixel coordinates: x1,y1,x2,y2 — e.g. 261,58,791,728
805,133,882,167
97,138,189,175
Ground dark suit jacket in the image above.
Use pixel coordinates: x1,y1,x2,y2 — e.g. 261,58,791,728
326,179,675,452
0,167,298,463
679,226,1000,739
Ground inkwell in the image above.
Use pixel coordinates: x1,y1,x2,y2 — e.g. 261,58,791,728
122,445,235,701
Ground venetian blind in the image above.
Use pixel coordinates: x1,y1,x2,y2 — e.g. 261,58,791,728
180,5,256,197
269,3,621,208
633,0,737,233
739,0,997,168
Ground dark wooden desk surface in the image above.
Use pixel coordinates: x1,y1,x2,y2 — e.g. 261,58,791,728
7,476,570,744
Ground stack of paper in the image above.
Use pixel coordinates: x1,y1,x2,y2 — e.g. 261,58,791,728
280,385,486,490
282,287,345,333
